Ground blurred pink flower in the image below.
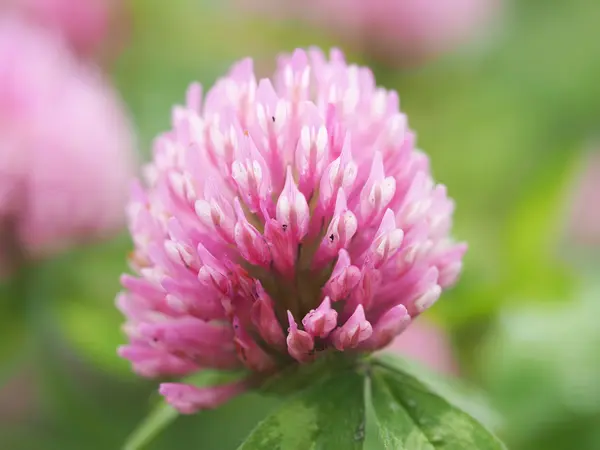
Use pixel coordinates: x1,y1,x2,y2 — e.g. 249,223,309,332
567,150,600,246
386,319,458,375
0,17,136,263
3,0,128,60
117,48,465,413
238,0,500,65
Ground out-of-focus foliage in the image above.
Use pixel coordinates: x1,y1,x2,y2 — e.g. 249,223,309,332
480,275,600,450
124,369,254,450
1,0,599,448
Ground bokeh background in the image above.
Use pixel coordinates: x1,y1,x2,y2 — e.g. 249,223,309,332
1,0,599,449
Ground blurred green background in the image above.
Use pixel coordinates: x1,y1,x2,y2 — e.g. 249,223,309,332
1,0,600,448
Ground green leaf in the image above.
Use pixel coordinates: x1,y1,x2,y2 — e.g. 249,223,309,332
237,370,365,450
370,362,505,449
124,369,247,450
374,354,499,430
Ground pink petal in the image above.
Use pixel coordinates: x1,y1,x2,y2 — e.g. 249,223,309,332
286,311,315,362
331,305,373,350
302,296,338,339
159,379,247,414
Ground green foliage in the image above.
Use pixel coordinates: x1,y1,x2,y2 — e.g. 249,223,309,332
0,273,29,384
479,277,600,450
120,354,505,450
369,365,504,449
239,370,366,450
375,354,499,430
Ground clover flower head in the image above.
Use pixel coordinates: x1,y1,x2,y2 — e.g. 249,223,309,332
117,48,466,413
5,0,120,58
0,17,135,266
